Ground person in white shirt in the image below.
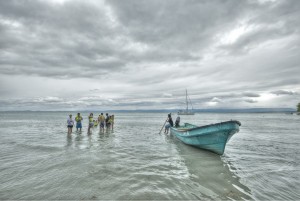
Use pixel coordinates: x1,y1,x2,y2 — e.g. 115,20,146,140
67,114,74,134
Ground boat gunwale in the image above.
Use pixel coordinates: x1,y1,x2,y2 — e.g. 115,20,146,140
171,120,241,133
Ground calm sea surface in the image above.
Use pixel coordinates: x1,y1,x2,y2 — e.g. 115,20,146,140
0,112,299,200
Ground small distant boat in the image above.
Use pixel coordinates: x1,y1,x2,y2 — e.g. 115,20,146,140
178,89,195,115
170,120,241,155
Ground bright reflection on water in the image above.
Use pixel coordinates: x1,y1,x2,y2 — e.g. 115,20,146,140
0,112,299,200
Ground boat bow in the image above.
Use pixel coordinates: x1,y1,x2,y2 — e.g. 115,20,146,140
170,120,241,155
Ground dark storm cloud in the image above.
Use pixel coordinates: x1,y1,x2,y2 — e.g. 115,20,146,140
242,92,260,97
0,0,128,78
1,0,300,78
219,0,300,54
244,99,257,103
271,90,297,96
109,0,245,45
0,0,300,110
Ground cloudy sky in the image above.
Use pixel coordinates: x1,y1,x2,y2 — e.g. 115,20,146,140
0,0,299,111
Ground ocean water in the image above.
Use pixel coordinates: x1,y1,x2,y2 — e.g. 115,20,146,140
0,112,299,200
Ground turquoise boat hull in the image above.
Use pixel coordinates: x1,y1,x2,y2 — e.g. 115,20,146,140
170,120,241,155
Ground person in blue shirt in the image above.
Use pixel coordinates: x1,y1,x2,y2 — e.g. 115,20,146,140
75,113,83,132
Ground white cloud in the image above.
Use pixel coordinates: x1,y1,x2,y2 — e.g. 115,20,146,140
34,96,63,103
162,93,173,98
210,97,222,103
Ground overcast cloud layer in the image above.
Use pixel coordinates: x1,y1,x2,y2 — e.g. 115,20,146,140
0,0,299,111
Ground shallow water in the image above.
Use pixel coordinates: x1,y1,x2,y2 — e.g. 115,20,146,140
0,112,299,200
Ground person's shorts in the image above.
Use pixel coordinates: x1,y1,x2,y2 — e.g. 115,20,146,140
165,124,171,129
67,125,73,128
89,122,94,128
76,122,82,129
100,122,105,128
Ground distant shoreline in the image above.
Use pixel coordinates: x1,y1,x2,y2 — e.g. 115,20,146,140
0,108,296,113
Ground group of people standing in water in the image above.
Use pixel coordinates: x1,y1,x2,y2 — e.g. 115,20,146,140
67,112,114,134
67,112,179,135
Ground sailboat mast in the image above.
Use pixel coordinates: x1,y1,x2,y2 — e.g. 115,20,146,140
186,89,188,111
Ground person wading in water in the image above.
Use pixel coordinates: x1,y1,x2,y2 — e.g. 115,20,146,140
164,113,173,134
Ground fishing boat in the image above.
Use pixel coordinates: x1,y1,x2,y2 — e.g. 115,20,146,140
178,89,195,115
170,120,241,155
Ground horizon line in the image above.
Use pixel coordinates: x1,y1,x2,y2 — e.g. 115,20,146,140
0,107,296,113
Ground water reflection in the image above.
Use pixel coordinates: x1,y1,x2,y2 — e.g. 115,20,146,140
64,127,116,150
87,134,94,148
98,129,112,138
74,133,83,141
66,134,73,147
165,134,254,200
74,133,84,149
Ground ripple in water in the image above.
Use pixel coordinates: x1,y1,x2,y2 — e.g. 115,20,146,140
0,112,299,200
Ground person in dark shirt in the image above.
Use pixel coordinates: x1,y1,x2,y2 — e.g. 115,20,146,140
175,115,180,127
105,113,110,129
164,113,173,134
